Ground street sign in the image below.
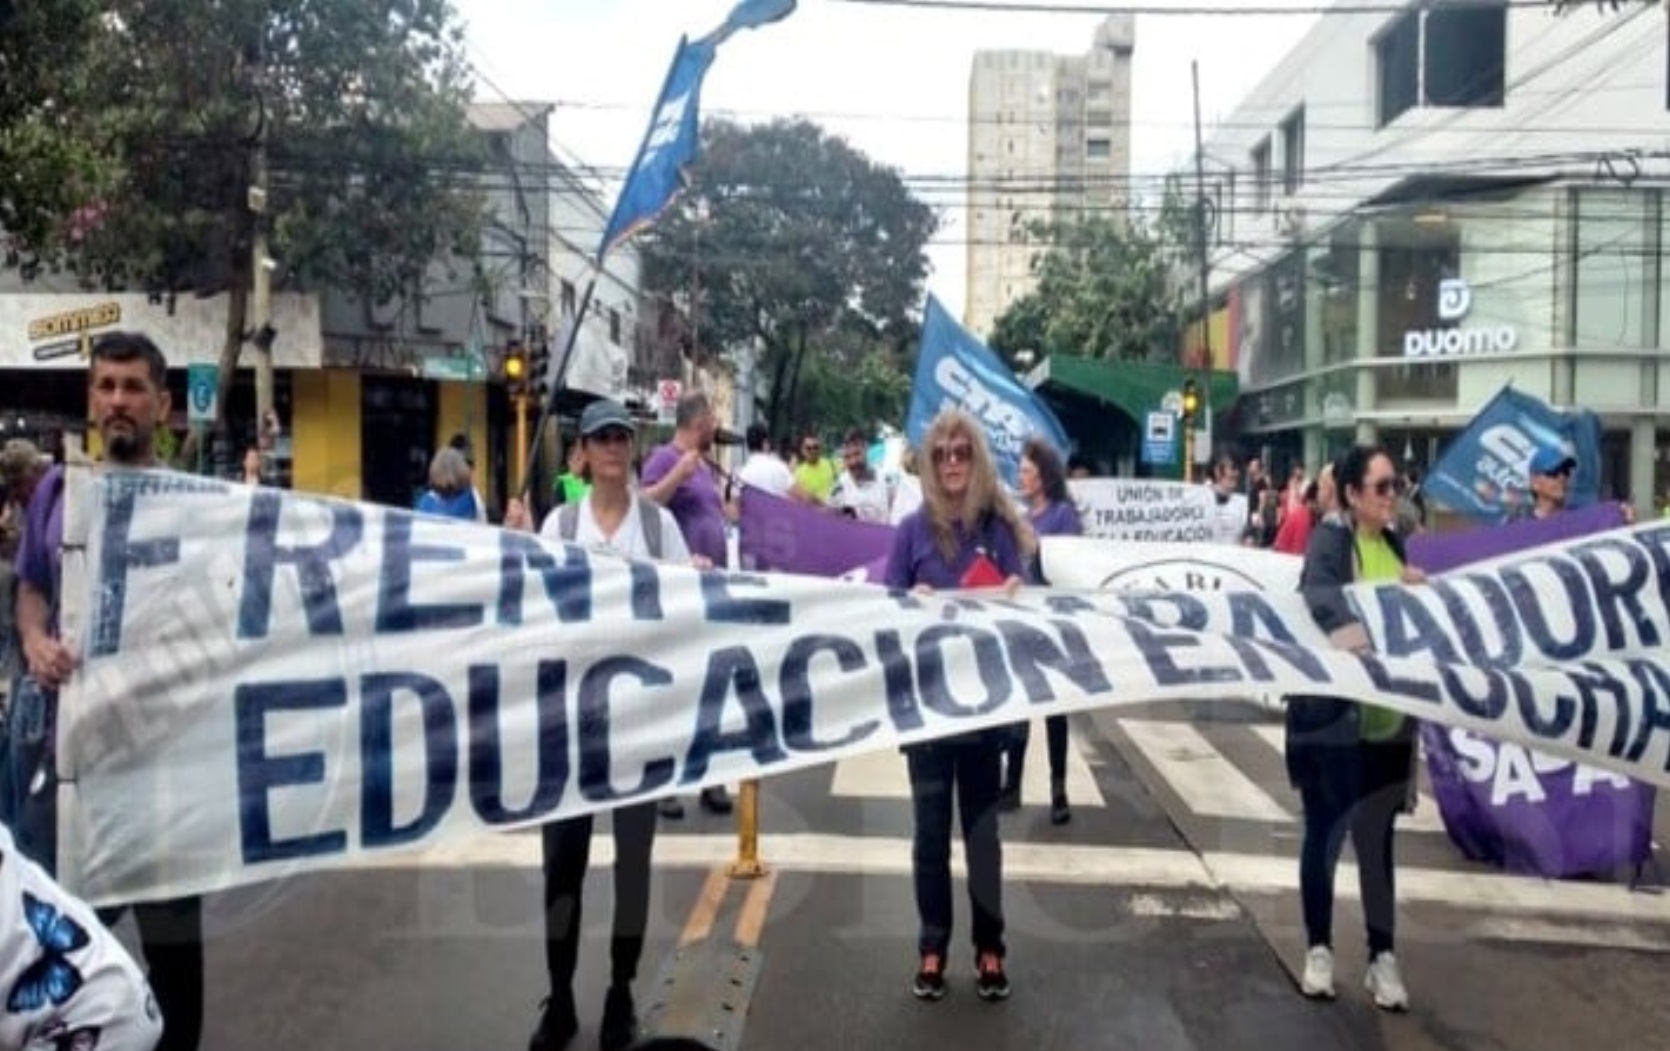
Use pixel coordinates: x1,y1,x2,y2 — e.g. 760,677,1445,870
187,364,218,425
657,377,683,425
1142,411,1177,466
1161,390,1184,417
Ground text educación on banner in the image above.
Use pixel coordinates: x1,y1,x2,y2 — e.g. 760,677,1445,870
54,468,1670,904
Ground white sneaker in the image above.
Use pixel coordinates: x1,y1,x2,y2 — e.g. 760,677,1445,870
1300,945,1336,1000
1365,952,1410,1011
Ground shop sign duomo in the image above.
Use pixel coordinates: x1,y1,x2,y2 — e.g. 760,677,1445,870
1403,278,1518,359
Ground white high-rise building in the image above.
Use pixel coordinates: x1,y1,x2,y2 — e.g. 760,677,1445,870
965,15,1135,338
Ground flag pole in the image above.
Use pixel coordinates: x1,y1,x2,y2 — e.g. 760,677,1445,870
514,273,598,500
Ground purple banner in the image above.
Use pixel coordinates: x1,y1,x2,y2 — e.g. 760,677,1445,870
738,487,895,579
1409,504,1654,878
1406,500,1625,573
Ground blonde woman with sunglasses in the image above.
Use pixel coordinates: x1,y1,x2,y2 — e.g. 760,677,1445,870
884,410,1035,1004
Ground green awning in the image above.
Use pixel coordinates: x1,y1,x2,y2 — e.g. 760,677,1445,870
1031,354,1238,424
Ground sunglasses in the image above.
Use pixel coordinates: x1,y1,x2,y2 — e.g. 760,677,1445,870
932,441,973,467
1363,478,1396,497
803,443,821,454
587,427,633,446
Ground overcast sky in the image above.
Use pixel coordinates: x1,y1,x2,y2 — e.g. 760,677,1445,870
454,0,1319,318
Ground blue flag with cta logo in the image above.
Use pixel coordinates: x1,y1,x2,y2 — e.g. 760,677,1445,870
908,295,1071,486
597,1,798,261
1422,385,1602,523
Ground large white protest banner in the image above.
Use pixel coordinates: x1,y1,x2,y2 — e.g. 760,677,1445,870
54,467,1670,905
1040,537,1300,594
1068,478,1247,545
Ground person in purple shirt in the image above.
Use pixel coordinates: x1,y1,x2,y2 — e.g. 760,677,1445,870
1000,436,1082,825
885,409,1033,1005
13,332,204,1051
640,390,733,818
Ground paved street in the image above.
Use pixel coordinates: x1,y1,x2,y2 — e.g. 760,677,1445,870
152,701,1670,1051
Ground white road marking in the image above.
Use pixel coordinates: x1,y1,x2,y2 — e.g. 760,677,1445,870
828,720,1105,807
1119,719,1291,823
364,830,1670,928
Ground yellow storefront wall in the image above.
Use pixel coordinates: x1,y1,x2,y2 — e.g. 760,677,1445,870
291,372,490,504
436,380,491,509
291,370,362,498
1179,306,1234,372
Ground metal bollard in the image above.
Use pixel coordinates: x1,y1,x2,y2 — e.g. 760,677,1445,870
727,779,766,879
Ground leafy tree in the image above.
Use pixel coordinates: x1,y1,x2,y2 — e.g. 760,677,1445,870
986,212,1181,366
53,0,486,443
0,0,102,253
639,118,937,438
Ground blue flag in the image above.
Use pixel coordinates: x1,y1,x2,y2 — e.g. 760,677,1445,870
706,0,797,45
1423,385,1602,522
597,36,715,261
908,295,1071,486
598,2,798,261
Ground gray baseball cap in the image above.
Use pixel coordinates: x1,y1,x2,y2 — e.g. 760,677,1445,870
578,399,635,437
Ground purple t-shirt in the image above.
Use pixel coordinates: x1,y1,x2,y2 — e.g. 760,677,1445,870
15,465,65,600
1029,499,1081,539
884,509,1024,591
1027,498,1081,585
641,444,728,567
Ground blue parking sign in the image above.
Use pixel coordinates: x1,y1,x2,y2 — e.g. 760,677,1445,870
187,364,218,425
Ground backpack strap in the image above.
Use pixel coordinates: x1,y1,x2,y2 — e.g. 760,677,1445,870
556,502,580,542
635,496,664,559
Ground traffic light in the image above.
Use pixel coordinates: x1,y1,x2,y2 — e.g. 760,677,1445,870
502,341,527,396
528,339,551,407
1181,377,1199,424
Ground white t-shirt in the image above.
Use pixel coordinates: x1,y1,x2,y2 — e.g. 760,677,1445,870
889,473,924,525
0,822,163,1051
833,471,891,524
540,493,691,563
737,453,794,498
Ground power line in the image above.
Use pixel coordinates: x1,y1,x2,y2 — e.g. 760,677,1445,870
830,0,1560,14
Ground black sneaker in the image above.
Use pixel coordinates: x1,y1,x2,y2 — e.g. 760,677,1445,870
529,995,578,1051
700,786,734,815
975,952,1011,1002
1050,796,1072,826
658,796,685,820
599,985,637,1051
912,953,947,1001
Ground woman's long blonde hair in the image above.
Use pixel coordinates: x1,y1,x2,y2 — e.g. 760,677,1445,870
919,409,1036,564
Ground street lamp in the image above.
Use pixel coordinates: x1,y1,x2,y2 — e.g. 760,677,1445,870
1181,378,1200,483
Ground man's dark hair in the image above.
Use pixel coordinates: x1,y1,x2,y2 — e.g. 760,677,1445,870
745,422,770,453
90,331,167,387
843,428,867,447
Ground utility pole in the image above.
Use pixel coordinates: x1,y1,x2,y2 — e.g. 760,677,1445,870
1190,61,1212,482
1191,61,1212,371
248,37,276,471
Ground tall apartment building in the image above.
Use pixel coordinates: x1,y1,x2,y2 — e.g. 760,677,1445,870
965,15,1135,338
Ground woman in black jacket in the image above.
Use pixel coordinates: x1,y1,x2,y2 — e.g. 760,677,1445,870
1285,445,1425,1012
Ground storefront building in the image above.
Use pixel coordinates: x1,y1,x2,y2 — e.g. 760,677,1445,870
1176,2,1670,509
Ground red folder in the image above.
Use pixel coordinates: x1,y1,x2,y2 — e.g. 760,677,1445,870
959,550,1007,589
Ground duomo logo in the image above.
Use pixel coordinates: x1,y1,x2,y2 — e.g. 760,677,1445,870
1404,276,1517,358
1437,278,1472,321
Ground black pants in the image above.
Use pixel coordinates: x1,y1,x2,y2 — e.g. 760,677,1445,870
1296,739,1412,957
541,802,658,997
96,898,204,1051
1001,717,1068,793
906,734,1005,958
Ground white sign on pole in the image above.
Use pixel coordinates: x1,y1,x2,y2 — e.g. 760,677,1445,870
657,378,683,425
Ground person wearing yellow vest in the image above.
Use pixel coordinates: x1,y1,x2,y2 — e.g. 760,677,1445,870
1285,444,1426,1013
792,432,838,505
